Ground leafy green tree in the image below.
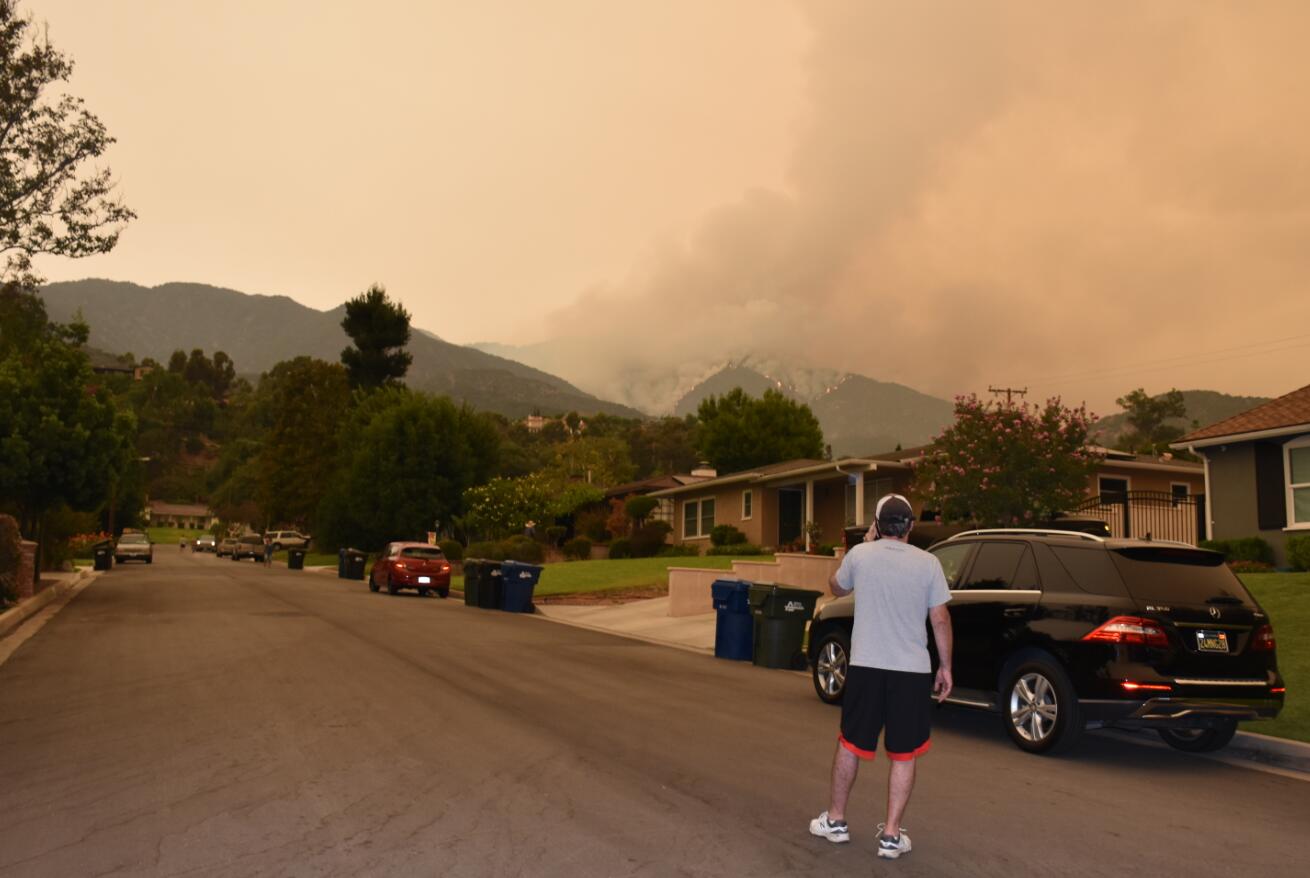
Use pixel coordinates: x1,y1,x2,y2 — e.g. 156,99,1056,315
340,284,412,389
1114,387,1188,455
548,435,635,488
463,472,603,539
316,390,499,550
696,387,824,473
914,395,1096,526
253,357,350,527
0,283,134,562
0,0,134,284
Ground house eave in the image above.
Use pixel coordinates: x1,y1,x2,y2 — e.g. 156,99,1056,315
1171,423,1310,451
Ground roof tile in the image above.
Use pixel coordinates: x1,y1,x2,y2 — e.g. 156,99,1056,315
1180,383,1310,442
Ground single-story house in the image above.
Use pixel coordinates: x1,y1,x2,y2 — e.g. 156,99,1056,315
603,470,715,526
651,447,1206,550
1172,382,1310,567
145,501,218,530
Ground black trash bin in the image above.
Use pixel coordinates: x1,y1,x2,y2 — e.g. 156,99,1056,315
711,578,754,661
462,559,482,607
337,547,347,578
93,541,113,571
748,583,822,670
344,549,367,581
476,560,503,609
287,548,306,570
500,561,542,613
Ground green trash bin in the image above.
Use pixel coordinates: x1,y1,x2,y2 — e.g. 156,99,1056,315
748,583,822,670
462,559,482,607
287,548,306,570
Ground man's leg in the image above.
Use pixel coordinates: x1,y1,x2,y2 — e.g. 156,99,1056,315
883,757,916,837
827,741,860,821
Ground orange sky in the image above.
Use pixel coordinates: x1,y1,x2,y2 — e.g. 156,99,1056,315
33,1,1310,414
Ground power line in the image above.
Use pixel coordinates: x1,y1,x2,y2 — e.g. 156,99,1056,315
988,385,1028,405
1033,330,1310,386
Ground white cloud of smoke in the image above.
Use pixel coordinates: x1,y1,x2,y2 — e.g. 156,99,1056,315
537,0,1310,415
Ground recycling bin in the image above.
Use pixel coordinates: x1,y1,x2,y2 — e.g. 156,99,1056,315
500,560,542,613
93,541,113,571
344,549,366,581
711,578,754,661
748,583,822,670
462,559,482,607
476,560,503,610
287,548,306,570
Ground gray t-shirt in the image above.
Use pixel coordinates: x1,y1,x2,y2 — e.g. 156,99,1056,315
835,539,951,674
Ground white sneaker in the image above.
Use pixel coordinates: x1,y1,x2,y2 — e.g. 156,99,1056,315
809,811,850,843
876,823,912,859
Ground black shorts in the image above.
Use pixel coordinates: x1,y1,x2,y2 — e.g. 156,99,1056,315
839,666,933,761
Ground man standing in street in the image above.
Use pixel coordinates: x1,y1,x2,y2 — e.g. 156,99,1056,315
809,494,953,861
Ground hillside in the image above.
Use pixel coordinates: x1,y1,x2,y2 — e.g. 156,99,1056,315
1089,390,1271,447
41,280,642,419
673,364,953,456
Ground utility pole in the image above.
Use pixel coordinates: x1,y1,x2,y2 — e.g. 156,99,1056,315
988,386,1028,405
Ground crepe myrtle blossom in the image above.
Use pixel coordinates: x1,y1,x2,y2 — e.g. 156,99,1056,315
912,394,1097,527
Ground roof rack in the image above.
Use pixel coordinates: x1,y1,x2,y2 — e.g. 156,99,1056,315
946,528,1106,543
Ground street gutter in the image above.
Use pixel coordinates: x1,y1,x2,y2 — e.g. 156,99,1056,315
0,568,100,668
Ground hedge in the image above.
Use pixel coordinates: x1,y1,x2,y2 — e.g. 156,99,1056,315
706,543,767,556
1199,537,1275,565
1287,534,1310,572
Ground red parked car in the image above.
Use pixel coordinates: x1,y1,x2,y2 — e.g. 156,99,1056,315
368,543,452,597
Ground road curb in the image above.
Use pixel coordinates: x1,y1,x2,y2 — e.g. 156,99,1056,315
0,568,94,641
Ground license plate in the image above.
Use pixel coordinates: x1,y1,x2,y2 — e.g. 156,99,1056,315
418,576,431,584
1196,630,1229,653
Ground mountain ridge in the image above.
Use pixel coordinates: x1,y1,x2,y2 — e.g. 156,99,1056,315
40,279,643,419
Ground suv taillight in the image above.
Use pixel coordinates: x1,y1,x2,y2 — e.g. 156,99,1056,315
1083,616,1169,648
1251,624,1276,652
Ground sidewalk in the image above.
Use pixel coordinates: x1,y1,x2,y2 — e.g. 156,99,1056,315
530,595,1310,780
0,567,97,641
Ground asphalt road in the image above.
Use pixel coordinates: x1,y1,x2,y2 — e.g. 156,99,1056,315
1,552,1306,878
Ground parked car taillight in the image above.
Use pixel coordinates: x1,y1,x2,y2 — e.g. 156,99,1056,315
439,562,450,572
1083,616,1169,648
1250,624,1276,652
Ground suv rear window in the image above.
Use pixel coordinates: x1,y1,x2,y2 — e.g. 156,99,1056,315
1048,545,1129,597
118,534,148,544
1109,547,1256,607
399,547,445,560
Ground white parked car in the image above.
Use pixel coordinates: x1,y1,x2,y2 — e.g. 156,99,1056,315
115,532,153,564
267,530,311,551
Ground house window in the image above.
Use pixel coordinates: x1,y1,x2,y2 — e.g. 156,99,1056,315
1170,483,1189,507
1287,438,1310,527
684,498,716,539
742,490,753,520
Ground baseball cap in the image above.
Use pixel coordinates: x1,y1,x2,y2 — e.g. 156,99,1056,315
875,493,914,524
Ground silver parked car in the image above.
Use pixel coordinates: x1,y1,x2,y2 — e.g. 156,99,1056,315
115,532,153,564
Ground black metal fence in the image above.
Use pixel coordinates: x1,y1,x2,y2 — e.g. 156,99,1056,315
1072,490,1206,545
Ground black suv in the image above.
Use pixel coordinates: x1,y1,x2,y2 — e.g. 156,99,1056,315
808,529,1285,755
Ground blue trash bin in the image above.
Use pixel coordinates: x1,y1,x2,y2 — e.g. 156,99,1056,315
711,578,754,661
500,560,543,613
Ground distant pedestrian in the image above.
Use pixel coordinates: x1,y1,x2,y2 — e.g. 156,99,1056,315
180,537,187,552
809,494,953,861
263,535,274,567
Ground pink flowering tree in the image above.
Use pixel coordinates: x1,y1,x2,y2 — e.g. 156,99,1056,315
913,395,1097,527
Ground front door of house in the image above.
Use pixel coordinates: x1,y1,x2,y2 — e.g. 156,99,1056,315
778,487,803,548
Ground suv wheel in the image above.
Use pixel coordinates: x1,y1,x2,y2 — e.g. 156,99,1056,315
811,629,850,705
1158,720,1238,753
1001,655,1083,754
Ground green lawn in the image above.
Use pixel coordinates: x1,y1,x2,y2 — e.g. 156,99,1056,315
458,555,768,598
1239,572,1309,743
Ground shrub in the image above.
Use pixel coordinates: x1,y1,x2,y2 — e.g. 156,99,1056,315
706,543,766,556
562,536,592,561
1228,560,1275,574
1286,534,1310,572
575,507,609,543
607,538,634,559
624,495,659,524
710,524,747,547
466,540,505,561
1200,537,1275,565
438,539,464,562
0,514,22,607
606,498,631,540
659,543,701,557
503,537,545,564
811,544,837,557
545,525,568,547
629,522,672,558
